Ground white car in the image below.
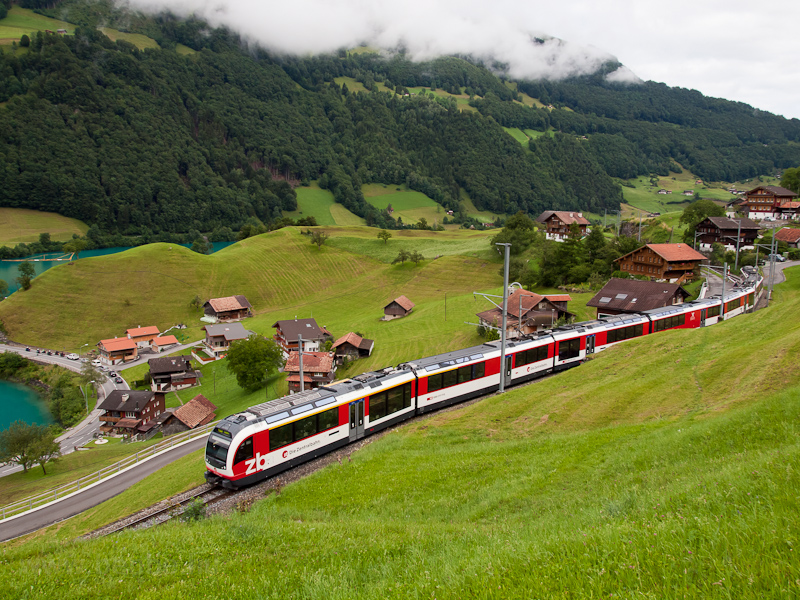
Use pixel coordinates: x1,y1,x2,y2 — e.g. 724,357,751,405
91,359,102,367
66,353,79,360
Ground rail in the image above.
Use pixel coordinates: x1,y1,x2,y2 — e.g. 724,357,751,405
0,421,218,522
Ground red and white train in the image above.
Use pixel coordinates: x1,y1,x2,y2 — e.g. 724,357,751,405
205,280,760,489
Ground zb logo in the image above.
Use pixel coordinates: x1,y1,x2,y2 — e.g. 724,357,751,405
244,452,269,475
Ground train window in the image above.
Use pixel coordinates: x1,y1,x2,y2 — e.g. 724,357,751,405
206,436,229,464
442,369,458,388
369,392,388,421
386,386,405,414
402,383,412,407
458,365,472,384
473,362,485,379
707,305,720,317
427,373,443,393
233,437,254,465
294,415,318,441
318,407,339,432
269,423,293,452
558,338,581,361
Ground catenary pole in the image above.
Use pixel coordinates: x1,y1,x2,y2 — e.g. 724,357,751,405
720,262,727,320
497,243,511,393
298,334,304,393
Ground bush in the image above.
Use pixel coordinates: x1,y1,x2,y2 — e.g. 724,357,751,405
181,498,207,522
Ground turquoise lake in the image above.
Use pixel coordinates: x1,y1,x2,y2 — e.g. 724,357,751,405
0,380,54,429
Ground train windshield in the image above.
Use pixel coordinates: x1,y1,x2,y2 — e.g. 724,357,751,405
205,435,230,466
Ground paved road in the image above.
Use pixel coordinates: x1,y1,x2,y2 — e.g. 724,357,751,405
0,436,205,542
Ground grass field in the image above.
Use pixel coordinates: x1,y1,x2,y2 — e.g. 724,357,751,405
363,184,447,226
0,208,88,244
175,43,196,56
0,6,71,44
97,27,159,50
502,126,529,145
286,182,366,226
458,190,503,224
3,268,799,598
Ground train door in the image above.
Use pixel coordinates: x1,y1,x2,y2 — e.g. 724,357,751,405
700,308,707,327
586,335,595,355
349,400,365,442
506,356,512,379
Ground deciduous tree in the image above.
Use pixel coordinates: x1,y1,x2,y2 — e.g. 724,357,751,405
310,230,330,248
0,421,58,474
377,229,392,244
392,249,410,264
16,261,35,291
226,335,283,391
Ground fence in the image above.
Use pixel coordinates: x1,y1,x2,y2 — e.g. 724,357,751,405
0,421,218,522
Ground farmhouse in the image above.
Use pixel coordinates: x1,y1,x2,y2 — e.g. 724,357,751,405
149,355,201,393
98,390,165,436
201,322,253,358
476,289,574,337
587,279,691,318
615,243,706,283
774,228,800,248
284,351,337,393
383,296,415,320
203,295,253,322
97,337,137,366
741,185,798,220
695,216,760,250
160,394,217,435
126,326,160,348
535,211,590,241
332,332,375,364
272,318,333,357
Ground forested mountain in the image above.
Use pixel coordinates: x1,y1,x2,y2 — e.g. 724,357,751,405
0,0,798,236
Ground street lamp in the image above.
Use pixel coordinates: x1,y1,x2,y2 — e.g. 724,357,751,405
78,380,96,415
693,230,703,250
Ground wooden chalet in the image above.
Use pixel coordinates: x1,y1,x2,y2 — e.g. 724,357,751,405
97,337,137,366
332,332,374,364
160,394,217,435
741,186,798,220
615,243,706,284
383,295,415,320
98,390,165,436
536,211,590,241
476,289,574,337
774,228,800,248
202,322,253,358
126,326,160,348
284,351,336,393
586,278,691,318
695,216,760,250
272,318,333,358
149,355,201,392
203,295,253,321
151,335,179,352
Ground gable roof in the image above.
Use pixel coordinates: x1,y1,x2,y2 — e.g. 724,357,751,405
284,351,335,373
703,216,760,230
98,337,137,352
148,355,194,375
586,278,691,312
536,211,590,226
98,390,157,413
775,228,800,243
746,185,798,198
152,335,179,346
126,326,160,338
332,332,374,351
203,322,252,340
386,295,415,311
204,295,252,313
616,243,705,264
173,394,217,428
271,318,328,341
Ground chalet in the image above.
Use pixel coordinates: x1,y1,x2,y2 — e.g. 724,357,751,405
695,216,760,250
683,190,694,196
160,394,217,435
741,186,798,220
332,332,375,364
272,318,333,358
98,390,165,436
56,29,67,34
615,243,706,284
536,211,590,241
476,289,574,337
657,189,668,195
203,295,253,322
126,326,160,348
202,322,253,358
149,355,201,393
284,351,336,393
151,335,179,352
586,279,691,318
774,228,800,248
97,337,137,366
383,296,415,320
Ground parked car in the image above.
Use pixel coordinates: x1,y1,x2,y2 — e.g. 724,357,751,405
768,253,787,262
91,359,102,367
114,376,124,384
109,371,117,378
66,353,79,360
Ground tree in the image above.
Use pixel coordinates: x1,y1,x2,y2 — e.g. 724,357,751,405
16,261,35,291
377,229,392,244
310,230,329,248
491,211,540,255
781,167,800,194
679,199,725,243
62,238,88,260
410,250,424,265
417,218,429,230
0,279,8,297
19,34,30,47
190,239,211,254
0,421,56,474
30,431,61,475
226,335,283,390
392,249,410,264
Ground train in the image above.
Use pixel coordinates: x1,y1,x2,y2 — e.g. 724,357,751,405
204,278,760,489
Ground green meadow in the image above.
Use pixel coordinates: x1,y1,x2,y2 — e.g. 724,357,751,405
362,184,448,226
286,182,366,226
0,208,88,244
96,27,159,50
0,7,71,44
3,267,799,598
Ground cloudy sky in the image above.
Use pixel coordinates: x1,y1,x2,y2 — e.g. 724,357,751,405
126,0,800,119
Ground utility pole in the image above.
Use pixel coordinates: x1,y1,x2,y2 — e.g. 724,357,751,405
497,243,511,393
603,209,607,229
735,219,742,271
720,262,727,320
637,210,642,241
444,291,447,322
298,334,305,393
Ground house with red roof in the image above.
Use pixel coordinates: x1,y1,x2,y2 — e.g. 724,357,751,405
536,211,591,241
151,335,179,352
615,243,706,283
774,228,800,248
97,337,138,366
741,186,798,220
476,289,574,337
126,325,160,348
383,295,415,320
284,351,337,393
203,295,253,322
332,332,375,364
161,394,217,435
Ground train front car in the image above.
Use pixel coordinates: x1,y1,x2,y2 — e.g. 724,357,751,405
204,412,263,489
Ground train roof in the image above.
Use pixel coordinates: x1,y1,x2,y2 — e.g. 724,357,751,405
641,303,693,318
403,342,494,371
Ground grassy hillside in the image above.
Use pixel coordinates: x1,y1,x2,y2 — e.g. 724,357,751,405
3,269,799,598
96,27,158,50
285,182,366,226
0,208,88,244
0,7,72,45
363,184,448,226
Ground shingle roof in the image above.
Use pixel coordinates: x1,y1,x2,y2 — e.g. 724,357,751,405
173,394,216,429
646,243,706,262
284,352,335,373
765,185,798,197
586,278,691,312
332,332,375,352
775,228,800,243
387,295,415,311
98,390,156,413
205,295,251,313
536,211,590,226
544,294,572,303
271,318,328,341
126,326,160,338
149,355,194,375
152,335,178,346
98,338,137,352
705,216,760,230
204,322,252,340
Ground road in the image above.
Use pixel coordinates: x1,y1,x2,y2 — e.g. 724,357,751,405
0,436,205,542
